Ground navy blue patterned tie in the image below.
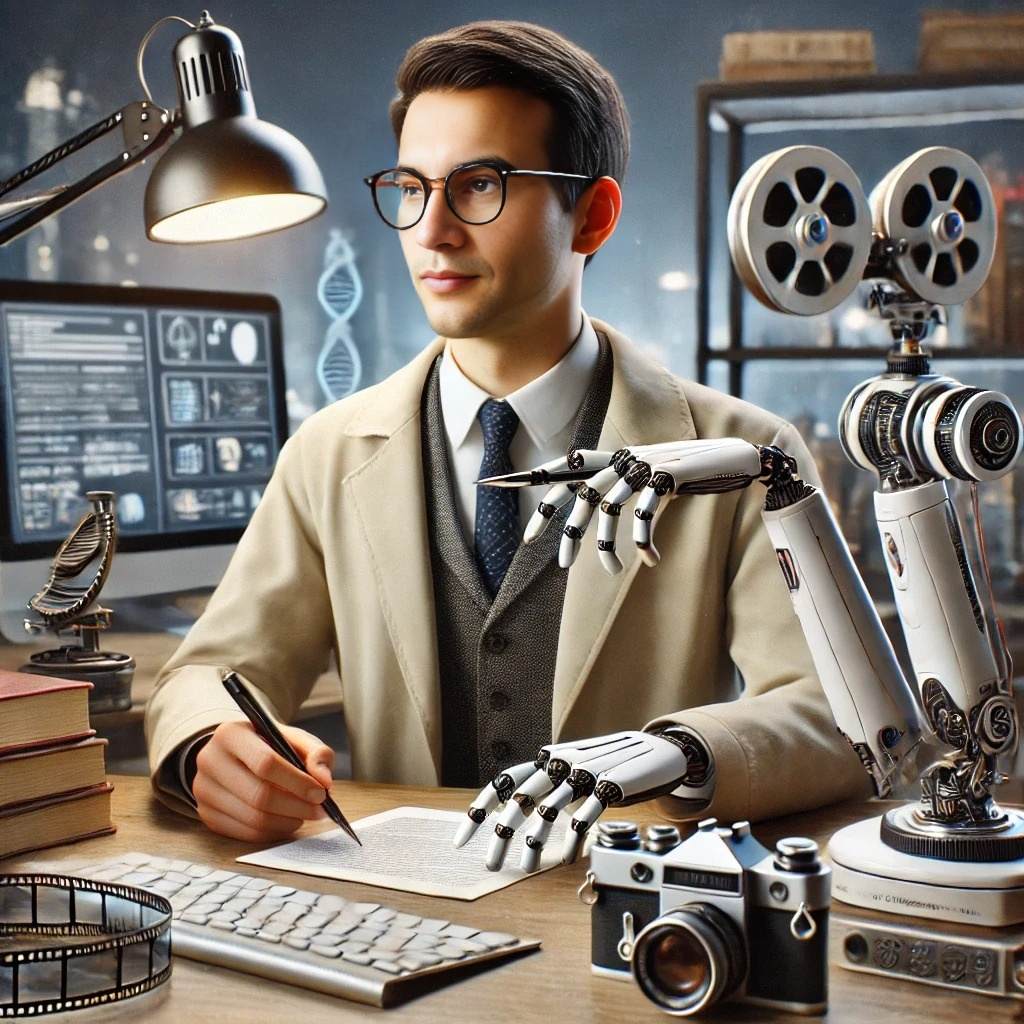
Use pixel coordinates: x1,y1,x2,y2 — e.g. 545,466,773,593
475,399,520,595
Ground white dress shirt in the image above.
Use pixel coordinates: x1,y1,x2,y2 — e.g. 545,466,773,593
438,314,601,544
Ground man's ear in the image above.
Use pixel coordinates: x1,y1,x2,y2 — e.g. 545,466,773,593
572,176,622,256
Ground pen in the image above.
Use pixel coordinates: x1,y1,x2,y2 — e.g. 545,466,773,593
221,670,361,845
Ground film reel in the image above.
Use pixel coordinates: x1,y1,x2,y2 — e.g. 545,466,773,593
870,147,996,306
728,146,872,316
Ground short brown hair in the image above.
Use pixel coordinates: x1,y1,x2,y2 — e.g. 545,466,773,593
389,20,630,208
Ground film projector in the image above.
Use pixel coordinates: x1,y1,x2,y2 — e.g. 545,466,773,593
728,145,1024,995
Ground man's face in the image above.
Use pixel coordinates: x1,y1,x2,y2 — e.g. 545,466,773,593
396,86,583,345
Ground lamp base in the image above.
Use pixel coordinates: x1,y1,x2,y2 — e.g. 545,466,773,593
828,815,1024,926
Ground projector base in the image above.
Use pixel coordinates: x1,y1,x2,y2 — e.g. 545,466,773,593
828,815,1024,927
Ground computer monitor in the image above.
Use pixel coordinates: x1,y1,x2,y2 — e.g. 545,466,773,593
0,280,289,640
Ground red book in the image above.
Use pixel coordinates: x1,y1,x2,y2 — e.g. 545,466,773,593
0,669,94,756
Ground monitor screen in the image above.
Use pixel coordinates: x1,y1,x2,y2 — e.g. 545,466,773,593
0,280,288,639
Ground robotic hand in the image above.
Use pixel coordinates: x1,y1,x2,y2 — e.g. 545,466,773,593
484,438,766,574
454,732,690,872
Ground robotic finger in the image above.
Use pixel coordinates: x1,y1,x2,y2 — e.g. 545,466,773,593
453,760,537,848
524,483,579,542
560,465,623,567
520,779,585,872
633,484,666,566
562,793,608,864
594,460,664,573
595,476,637,575
485,769,560,870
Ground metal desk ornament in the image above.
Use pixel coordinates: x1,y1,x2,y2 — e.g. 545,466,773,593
0,872,172,1017
21,491,135,714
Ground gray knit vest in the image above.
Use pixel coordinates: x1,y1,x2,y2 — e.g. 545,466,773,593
421,336,613,787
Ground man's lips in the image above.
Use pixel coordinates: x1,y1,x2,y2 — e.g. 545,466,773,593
419,270,478,294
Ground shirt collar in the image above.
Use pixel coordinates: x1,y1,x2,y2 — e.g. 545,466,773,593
439,314,600,450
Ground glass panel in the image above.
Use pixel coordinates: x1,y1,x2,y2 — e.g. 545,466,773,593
705,360,730,396
67,947,118,998
0,883,37,924
17,956,65,1003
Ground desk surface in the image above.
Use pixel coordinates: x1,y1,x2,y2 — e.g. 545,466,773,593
5,777,1023,1023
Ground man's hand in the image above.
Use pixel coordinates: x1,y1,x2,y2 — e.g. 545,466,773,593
192,720,336,842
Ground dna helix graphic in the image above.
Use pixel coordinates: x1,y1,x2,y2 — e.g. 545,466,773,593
316,228,364,402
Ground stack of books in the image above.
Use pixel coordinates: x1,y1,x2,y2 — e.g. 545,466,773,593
0,668,115,860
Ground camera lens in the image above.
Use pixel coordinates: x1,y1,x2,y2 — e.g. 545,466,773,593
632,905,746,1016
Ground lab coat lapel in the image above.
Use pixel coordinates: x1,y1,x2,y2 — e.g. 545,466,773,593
552,324,697,737
345,342,444,764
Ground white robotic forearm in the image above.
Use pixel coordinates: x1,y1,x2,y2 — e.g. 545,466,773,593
553,438,923,796
761,487,922,794
873,481,1014,764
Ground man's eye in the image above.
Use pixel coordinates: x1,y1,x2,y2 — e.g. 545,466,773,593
463,176,500,195
466,174,497,192
399,183,423,200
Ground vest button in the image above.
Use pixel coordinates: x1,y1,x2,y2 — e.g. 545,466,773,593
490,740,511,761
484,633,508,654
489,690,510,710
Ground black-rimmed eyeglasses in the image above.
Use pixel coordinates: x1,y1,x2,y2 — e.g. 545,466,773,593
364,161,594,229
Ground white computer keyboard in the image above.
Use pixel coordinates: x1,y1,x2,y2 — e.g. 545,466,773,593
51,851,540,1007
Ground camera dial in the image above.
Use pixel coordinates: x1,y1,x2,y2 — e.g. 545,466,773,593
774,836,821,873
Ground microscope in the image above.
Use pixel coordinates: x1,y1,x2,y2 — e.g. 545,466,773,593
22,490,135,714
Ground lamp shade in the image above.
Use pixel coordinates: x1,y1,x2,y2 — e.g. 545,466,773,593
145,116,327,242
143,13,327,243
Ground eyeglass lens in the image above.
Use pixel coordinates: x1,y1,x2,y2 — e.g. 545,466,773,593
372,164,504,228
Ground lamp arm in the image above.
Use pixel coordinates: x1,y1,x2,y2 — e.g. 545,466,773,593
0,100,175,247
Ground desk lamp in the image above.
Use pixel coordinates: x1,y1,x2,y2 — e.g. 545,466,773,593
0,9,327,246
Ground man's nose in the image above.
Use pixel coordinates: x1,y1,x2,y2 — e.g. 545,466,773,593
414,184,464,247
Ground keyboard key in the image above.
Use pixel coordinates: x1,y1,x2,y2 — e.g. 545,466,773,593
475,931,519,949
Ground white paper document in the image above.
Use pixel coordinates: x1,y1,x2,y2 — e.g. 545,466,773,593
237,805,571,900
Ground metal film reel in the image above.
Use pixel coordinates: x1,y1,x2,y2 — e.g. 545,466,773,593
728,146,872,316
870,147,996,306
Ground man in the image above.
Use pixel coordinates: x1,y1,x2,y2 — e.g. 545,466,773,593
145,21,869,842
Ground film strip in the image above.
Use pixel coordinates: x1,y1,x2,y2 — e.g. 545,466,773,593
0,873,172,1017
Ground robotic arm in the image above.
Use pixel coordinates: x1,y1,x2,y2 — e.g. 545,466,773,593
460,145,1024,885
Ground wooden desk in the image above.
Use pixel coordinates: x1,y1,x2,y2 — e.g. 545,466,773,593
5,777,1023,1022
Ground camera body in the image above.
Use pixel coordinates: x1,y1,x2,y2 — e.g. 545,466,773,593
585,818,831,1016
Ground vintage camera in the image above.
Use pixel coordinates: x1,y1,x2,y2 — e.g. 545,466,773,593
582,818,831,1016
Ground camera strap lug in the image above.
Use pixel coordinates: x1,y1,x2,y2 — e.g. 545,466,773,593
790,901,817,941
616,911,637,962
577,871,598,906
